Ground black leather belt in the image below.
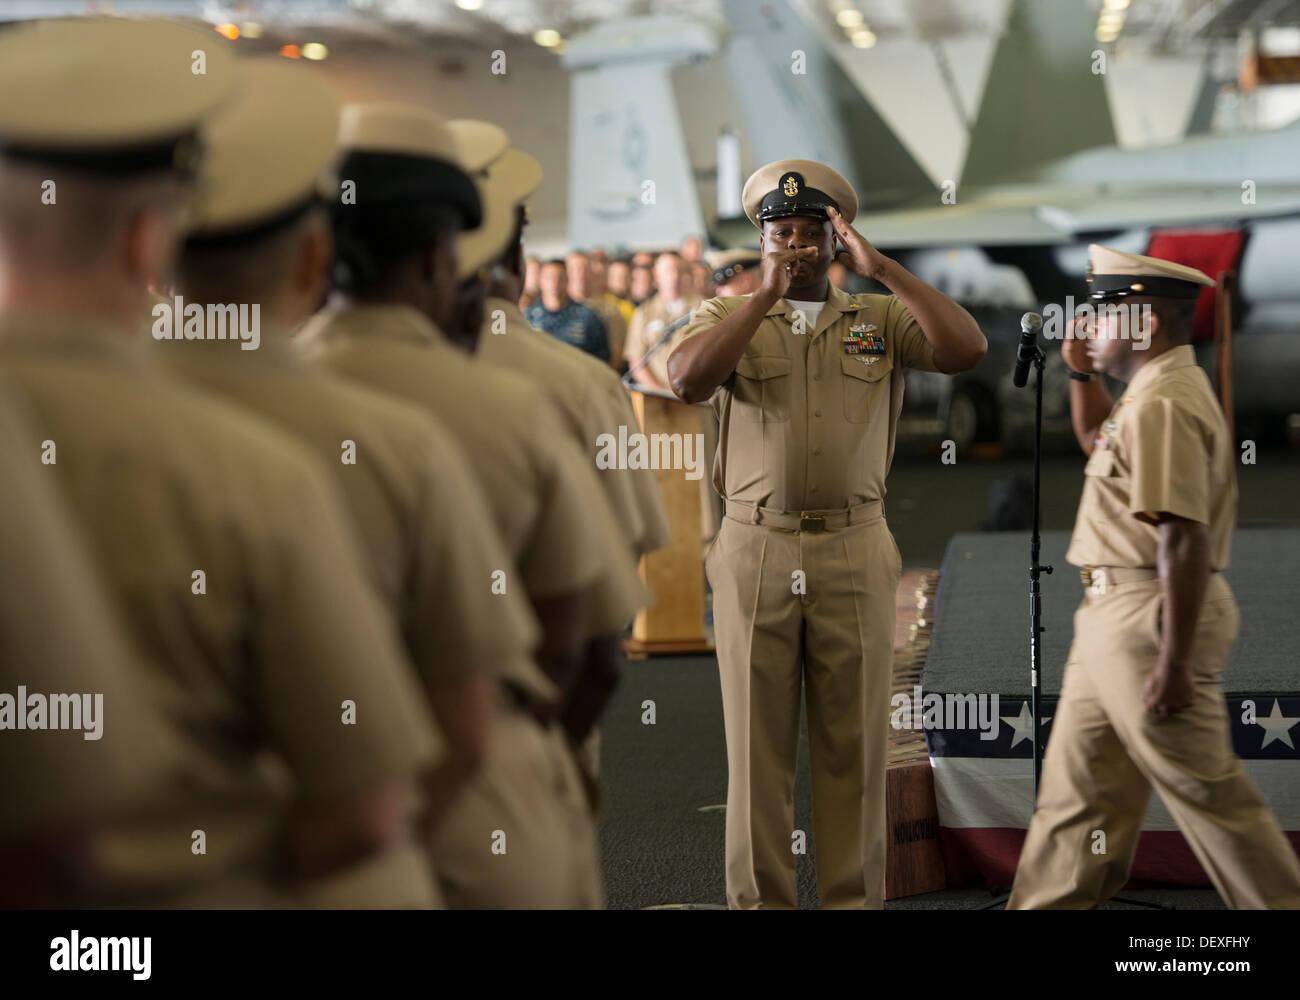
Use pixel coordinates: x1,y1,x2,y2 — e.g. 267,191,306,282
724,498,883,532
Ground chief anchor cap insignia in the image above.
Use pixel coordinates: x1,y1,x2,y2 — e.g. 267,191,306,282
782,173,800,197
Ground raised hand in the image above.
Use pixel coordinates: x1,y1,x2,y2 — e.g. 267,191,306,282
1063,315,1094,374
826,206,887,280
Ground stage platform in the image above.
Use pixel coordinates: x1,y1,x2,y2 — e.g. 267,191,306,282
923,527,1300,889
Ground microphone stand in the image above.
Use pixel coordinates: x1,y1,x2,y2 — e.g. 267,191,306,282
979,328,1165,910
977,334,1050,909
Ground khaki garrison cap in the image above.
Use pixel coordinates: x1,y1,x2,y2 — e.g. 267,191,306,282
457,148,543,282
1086,244,1216,304
741,158,858,229
337,102,481,228
448,119,509,174
706,248,763,286
185,57,339,244
0,16,236,176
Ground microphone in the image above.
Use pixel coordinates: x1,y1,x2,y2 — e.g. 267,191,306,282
1012,312,1043,389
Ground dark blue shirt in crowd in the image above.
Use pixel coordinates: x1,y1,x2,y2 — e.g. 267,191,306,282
525,299,610,363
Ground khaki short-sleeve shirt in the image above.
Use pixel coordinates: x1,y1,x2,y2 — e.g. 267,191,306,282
477,298,649,634
295,305,612,701
0,389,178,843
0,315,440,889
1065,345,1235,570
514,308,673,555
670,285,939,511
481,296,672,554
162,336,541,688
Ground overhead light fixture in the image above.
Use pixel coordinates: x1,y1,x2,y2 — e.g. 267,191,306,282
302,42,329,60
1095,25,1120,42
457,0,484,9
836,9,865,28
214,23,239,40
1103,0,1130,10
851,28,877,48
240,22,263,39
534,29,563,47
1098,11,1125,28
280,44,302,59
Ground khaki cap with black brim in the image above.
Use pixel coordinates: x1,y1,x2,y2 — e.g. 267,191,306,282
184,57,339,248
741,158,858,229
1086,244,1216,303
0,16,237,177
457,148,544,283
336,102,481,230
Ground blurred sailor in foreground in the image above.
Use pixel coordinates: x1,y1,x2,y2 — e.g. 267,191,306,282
166,58,551,876
0,388,180,907
296,103,632,906
668,159,987,909
472,160,671,563
463,131,672,821
0,18,440,907
1008,246,1300,909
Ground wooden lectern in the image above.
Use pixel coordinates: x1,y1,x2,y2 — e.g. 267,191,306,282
624,387,713,656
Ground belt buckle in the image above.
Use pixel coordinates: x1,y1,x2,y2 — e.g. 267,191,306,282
799,514,826,532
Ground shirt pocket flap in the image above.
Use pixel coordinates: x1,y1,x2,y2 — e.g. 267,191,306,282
1084,446,1116,477
735,356,793,381
840,353,893,383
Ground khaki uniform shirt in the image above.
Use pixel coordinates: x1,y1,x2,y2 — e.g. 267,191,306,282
477,297,648,634
0,313,439,892
161,332,541,690
528,317,672,555
295,305,606,677
1065,345,1235,571
481,297,670,556
672,285,939,511
0,388,177,844
625,292,703,388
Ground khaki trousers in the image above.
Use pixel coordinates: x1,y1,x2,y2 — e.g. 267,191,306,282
1009,573,1300,909
705,508,901,909
430,701,603,908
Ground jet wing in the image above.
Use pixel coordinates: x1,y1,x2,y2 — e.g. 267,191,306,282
857,182,1300,249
